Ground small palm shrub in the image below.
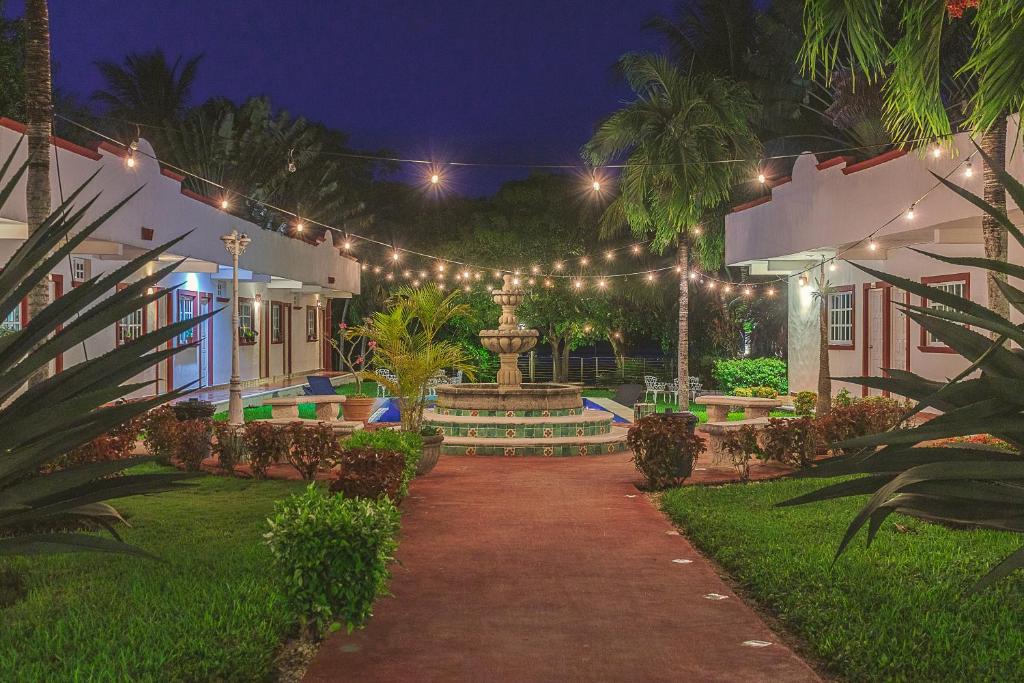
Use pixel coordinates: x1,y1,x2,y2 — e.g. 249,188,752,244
265,485,400,638
627,414,705,489
794,391,818,416
211,422,246,474
242,422,291,479
330,447,405,500
288,422,340,480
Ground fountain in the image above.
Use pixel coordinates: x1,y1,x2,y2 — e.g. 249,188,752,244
424,275,629,456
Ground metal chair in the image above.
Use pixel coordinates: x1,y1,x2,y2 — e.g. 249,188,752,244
376,370,396,397
664,379,680,405
688,377,703,402
643,375,665,403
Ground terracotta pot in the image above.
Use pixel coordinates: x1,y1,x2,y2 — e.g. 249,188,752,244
342,396,376,423
416,434,444,475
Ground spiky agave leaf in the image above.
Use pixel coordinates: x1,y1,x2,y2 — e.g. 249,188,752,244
782,152,1024,591
0,143,220,557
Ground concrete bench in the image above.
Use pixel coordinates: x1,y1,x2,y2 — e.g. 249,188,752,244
697,417,768,467
259,417,364,436
695,395,781,422
263,395,346,421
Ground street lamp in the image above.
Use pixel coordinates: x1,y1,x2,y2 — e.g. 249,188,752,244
220,230,251,426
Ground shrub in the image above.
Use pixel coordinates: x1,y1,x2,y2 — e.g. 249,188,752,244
331,447,406,500
833,387,854,408
733,386,779,399
712,358,787,394
288,422,341,480
343,429,422,497
721,424,762,482
760,417,823,468
212,423,246,474
817,396,907,452
141,406,180,463
172,399,216,421
794,391,818,416
265,485,401,638
243,422,292,479
626,414,706,489
175,419,213,471
54,414,143,470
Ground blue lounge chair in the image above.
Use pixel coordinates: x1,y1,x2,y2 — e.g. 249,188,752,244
303,375,337,396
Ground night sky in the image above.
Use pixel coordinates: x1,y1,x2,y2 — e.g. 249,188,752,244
6,0,676,194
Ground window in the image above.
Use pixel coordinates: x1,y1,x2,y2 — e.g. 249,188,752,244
2,304,22,332
117,307,144,345
828,287,855,348
215,280,228,299
271,302,283,344
306,307,318,341
178,293,196,344
70,256,88,283
921,274,970,349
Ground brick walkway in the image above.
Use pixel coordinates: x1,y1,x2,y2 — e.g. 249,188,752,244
305,454,818,682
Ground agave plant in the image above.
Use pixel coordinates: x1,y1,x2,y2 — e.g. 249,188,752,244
0,140,217,557
781,142,1024,591
357,285,475,432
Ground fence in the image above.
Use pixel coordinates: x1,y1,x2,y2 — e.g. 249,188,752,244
515,354,676,386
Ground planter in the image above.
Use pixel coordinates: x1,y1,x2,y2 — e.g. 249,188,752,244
416,434,444,475
342,396,376,423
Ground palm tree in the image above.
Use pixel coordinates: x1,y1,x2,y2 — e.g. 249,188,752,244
92,49,201,135
800,0,1024,322
23,0,51,386
583,54,761,407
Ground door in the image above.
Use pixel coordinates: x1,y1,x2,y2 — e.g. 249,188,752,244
890,289,910,375
864,287,885,396
198,293,213,387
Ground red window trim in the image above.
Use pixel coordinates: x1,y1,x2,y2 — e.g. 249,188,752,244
306,306,319,342
919,273,970,353
115,283,148,347
238,296,257,346
827,284,856,351
176,290,199,347
270,301,284,344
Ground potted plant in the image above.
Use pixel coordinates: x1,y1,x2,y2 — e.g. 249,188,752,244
353,285,475,432
238,326,257,344
417,425,444,475
330,322,377,423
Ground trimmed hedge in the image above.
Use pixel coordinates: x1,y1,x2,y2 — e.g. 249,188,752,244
712,358,787,394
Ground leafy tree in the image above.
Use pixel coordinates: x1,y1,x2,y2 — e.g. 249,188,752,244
800,0,1024,321
583,54,761,406
0,2,24,121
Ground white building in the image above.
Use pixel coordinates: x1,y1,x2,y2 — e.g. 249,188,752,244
0,117,360,397
725,116,1023,397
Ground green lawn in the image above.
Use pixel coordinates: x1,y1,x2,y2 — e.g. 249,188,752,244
661,478,1024,681
0,466,308,681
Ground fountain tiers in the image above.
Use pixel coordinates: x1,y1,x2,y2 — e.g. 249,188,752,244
424,275,628,457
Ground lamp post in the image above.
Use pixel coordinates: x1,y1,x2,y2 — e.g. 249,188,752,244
220,230,251,426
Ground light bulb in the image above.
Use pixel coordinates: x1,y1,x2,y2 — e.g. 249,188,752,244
767,288,776,297
544,279,552,287
437,263,445,272
464,285,471,292
530,265,539,274
646,273,655,282
906,205,915,220
220,199,229,210
592,180,601,192
743,288,751,296
528,277,535,285
605,251,614,261
868,240,878,251
828,262,837,272
931,144,941,158
420,270,428,278
342,240,352,250
431,173,440,185
693,226,702,236
512,277,520,286
403,270,411,278
361,263,368,271
964,161,973,178
632,244,641,254
493,270,501,279
573,280,583,289
125,153,135,168
724,285,732,293
798,275,808,287
580,257,589,266
708,281,716,289
386,273,394,281
373,266,381,274
554,261,564,271
689,272,698,280
598,279,607,289
295,221,304,232
674,266,682,273
757,173,766,184
455,273,462,281
412,280,420,287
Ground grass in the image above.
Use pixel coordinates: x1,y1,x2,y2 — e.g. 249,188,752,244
0,465,308,681
661,477,1024,681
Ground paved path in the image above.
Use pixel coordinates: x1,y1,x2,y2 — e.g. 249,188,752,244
305,455,819,682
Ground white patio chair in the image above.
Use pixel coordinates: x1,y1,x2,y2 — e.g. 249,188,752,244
450,370,464,385
376,370,396,397
665,379,680,405
688,377,703,402
643,375,665,403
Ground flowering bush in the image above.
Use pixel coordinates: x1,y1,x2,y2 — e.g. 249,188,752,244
175,418,213,471
330,447,406,500
288,422,341,480
329,322,374,396
733,386,779,399
626,414,705,489
242,422,291,479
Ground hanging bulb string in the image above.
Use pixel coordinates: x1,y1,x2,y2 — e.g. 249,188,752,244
53,113,977,294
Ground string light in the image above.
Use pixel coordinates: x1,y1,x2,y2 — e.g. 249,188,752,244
294,220,304,233
707,281,716,289
554,261,564,271
361,263,368,271
597,279,608,289
631,244,641,255
930,142,942,158
906,203,916,220
412,279,420,287
757,173,766,184
723,285,732,293
125,150,136,168
386,272,394,281
531,265,540,274
528,277,536,285
431,173,440,185
512,277,520,286
220,198,230,210
342,239,352,250
419,270,428,278
767,288,776,297
372,266,381,274
580,256,589,266
392,252,400,262
868,239,879,251
287,148,297,173
544,278,553,287
573,279,583,289
743,287,751,296
605,251,614,261
828,262,837,272
693,226,702,236
798,275,808,287
403,270,411,278
464,285,471,292
964,161,973,178
592,179,601,192
689,271,698,280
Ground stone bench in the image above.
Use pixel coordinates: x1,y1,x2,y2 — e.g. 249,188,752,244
695,395,781,422
263,395,346,421
258,417,364,436
697,417,768,467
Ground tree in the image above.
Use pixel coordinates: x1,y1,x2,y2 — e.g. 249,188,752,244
23,0,51,386
0,2,24,121
800,0,1024,323
583,55,761,407
92,49,201,139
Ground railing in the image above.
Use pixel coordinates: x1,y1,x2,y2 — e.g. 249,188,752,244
516,354,677,386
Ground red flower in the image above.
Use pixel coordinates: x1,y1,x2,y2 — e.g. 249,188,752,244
355,356,364,365
338,322,348,330
368,340,377,349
